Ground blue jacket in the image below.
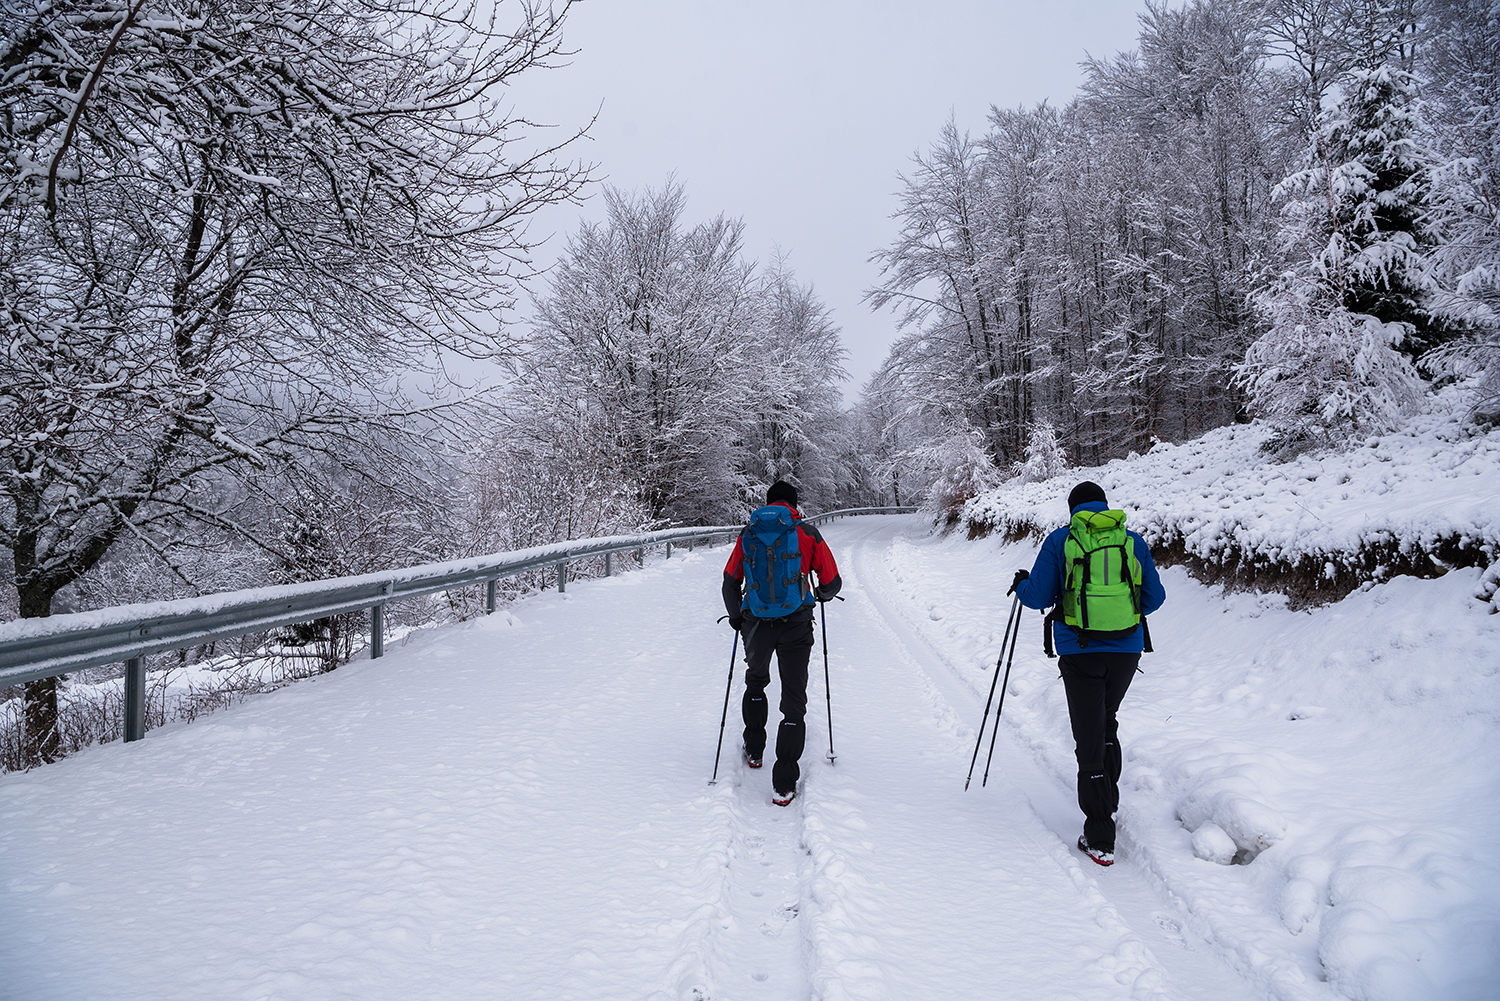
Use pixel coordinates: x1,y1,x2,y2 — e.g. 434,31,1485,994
1013,501,1166,656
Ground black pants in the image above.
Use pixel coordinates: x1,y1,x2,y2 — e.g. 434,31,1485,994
741,613,814,794
1058,652,1139,852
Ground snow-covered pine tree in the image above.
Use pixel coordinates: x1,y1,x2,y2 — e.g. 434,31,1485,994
1324,52,1445,357
1238,3,1431,442
1240,269,1423,441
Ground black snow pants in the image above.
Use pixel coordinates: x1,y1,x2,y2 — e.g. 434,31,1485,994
741,611,814,794
1057,652,1139,852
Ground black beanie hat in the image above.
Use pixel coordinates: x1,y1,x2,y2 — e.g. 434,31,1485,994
766,480,799,507
1067,481,1107,511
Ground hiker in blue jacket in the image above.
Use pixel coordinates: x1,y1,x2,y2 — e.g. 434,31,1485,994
1011,481,1165,866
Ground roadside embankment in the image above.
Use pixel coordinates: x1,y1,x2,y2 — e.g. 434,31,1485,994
959,387,1500,610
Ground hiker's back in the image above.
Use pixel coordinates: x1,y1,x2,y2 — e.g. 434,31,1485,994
739,504,810,619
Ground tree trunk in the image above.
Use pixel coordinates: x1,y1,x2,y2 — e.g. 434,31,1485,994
18,584,60,765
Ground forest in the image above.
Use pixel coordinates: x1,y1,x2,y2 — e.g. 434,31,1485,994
867,0,1498,512
2,0,1498,764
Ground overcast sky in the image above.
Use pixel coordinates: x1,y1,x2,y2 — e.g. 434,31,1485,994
505,0,1150,395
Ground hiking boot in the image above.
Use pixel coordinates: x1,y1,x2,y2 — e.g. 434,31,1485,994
772,786,797,806
1078,835,1114,866
744,749,762,769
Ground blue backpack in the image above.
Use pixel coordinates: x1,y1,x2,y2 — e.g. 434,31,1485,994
740,505,811,618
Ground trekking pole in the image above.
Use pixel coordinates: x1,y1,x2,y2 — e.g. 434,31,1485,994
981,598,1027,788
709,620,740,785
965,595,1020,791
820,596,844,765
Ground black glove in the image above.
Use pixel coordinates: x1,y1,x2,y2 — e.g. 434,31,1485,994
728,614,744,632
814,574,843,603
1007,569,1029,596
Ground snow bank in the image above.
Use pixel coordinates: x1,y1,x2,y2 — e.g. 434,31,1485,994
959,386,1500,607
881,531,1500,1001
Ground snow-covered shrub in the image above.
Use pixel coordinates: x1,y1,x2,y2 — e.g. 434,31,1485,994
1013,421,1069,483
0,650,329,772
1477,562,1500,614
911,424,1001,522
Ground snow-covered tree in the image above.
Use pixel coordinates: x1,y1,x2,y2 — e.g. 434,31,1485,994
1240,269,1424,439
737,257,851,511
1323,62,1443,356
1240,2,1435,440
520,184,854,524
1014,421,1070,482
519,183,757,525
1419,0,1500,422
910,419,1001,521
0,0,590,761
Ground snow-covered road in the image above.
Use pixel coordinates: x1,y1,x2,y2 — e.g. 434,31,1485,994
4,514,1490,1000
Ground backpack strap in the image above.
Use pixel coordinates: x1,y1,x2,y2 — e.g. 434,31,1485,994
1078,543,1091,631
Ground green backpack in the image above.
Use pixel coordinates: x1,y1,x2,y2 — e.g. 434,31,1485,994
1059,509,1143,642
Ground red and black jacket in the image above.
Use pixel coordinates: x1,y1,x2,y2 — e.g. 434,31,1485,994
722,502,842,621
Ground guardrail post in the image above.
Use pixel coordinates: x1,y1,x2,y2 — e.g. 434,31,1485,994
558,561,566,593
689,537,695,552
371,604,385,659
485,579,497,615
124,656,145,742
666,541,672,560
605,551,612,577
637,546,644,566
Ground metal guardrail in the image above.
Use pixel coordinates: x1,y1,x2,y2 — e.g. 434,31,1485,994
804,506,916,524
0,506,914,742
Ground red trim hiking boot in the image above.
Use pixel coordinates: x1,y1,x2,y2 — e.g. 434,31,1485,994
1078,835,1114,866
744,750,762,769
772,786,797,806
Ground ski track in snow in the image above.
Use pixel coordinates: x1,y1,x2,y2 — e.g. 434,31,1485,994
10,514,1489,999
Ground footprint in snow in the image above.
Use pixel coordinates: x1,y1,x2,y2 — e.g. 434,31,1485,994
759,902,800,937
1153,912,1187,946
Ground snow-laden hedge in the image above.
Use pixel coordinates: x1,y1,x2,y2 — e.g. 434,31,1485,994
959,387,1500,608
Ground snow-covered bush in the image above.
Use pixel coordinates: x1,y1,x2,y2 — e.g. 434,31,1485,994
0,646,339,772
912,423,1001,522
1478,562,1500,614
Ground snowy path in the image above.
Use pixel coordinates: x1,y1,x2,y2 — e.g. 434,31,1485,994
2,516,1272,1000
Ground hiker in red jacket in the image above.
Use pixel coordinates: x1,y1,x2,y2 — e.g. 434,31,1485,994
721,480,841,805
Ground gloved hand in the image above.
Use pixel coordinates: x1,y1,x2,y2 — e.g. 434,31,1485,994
815,580,841,603
728,614,744,632
1007,569,1029,596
